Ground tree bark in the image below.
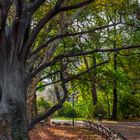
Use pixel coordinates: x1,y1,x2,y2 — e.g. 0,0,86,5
0,60,29,139
111,80,117,120
110,23,118,120
111,27,118,120
91,55,97,105
106,92,111,117
27,75,40,123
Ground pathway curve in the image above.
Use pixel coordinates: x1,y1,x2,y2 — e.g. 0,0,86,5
103,121,140,140
51,119,140,140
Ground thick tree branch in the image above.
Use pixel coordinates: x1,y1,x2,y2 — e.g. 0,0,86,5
11,0,24,53
31,22,121,56
22,0,95,60
28,58,110,131
59,45,140,58
59,0,94,12
21,0,64,59
35,55,111,91
28,0,46,14
29,44,140,80
28,65,68,131
0,0,12,38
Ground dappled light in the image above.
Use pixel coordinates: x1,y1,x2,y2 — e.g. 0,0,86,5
0,0,140,139
29,124,105,140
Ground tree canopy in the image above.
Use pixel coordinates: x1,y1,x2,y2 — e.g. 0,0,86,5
0,0,140,139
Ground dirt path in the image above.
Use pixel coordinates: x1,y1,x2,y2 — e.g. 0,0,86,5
103,121,140,140
29,124,105,140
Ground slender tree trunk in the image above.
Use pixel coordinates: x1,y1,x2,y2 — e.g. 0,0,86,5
111,27,118,120
91,55,97,105
106,93,111,117
91,81,97,105
111,55,118,120
111,79,117,120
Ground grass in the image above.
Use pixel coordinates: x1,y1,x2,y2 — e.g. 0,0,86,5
52,117,120,124
52,116,140,123
52,117,85,121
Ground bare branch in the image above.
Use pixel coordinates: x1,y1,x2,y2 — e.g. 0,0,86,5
21,0,64,59
59,45,140,58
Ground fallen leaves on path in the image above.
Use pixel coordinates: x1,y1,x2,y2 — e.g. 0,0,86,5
29,124,105,140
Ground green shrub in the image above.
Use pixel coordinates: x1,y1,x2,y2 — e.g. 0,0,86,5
118,94,140,119
75,100,93,118
57,102,76,118
93,102,106,117
57,98,94,118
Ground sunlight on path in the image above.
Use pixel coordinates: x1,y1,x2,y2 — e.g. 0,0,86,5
29,124,105,140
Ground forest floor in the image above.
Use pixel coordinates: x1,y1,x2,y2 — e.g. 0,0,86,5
29,124,105,140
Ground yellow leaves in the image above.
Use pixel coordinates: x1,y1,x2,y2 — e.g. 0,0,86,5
89,0,129,12
78,62,87,71
94,0,124,6
33,2,51,21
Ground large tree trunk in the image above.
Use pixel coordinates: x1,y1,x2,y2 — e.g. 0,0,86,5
0,60,29,139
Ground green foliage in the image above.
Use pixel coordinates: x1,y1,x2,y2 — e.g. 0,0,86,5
35,0,140,121
57,102,76,118
75,98,93,118
37,82,45,92
37,97,50,111
118,94,140,119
